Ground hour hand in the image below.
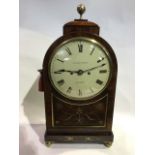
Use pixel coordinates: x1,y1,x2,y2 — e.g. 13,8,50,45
54,69,65,74
54,69,74,74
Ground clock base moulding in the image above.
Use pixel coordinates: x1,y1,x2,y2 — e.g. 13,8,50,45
44,130,114,146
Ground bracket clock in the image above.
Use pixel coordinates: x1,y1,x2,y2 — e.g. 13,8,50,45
38,4,117,147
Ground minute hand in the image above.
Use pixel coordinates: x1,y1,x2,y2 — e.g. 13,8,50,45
83,63,106,73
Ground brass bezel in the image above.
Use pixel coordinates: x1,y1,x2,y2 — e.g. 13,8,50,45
48,37,113,101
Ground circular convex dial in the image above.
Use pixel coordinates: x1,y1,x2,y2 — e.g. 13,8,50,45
49,37,111,100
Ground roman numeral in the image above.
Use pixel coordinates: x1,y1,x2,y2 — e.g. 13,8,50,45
96,79,103,85
79,89,82,96
101,63,106,67
65,47,72,55
56,58,64,63
97,57,104,63
99,69,107,73
57,79,65,86
78,42,83,52
90,47,95,55
67,87,72,93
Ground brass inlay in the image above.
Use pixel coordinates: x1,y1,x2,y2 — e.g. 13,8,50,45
51,95,54,127
66,136,74,141
85,137,92,141
51,94,109,128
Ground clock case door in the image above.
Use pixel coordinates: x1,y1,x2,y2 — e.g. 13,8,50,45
40,20,117,144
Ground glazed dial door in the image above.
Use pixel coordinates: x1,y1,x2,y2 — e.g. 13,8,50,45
49,37,111,100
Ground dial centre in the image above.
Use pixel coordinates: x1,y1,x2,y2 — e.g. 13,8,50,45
77,69,84,75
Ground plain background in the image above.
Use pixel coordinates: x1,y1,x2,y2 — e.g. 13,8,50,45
19,0,135,155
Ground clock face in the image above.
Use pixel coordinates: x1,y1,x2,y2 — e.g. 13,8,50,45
49,37,111,100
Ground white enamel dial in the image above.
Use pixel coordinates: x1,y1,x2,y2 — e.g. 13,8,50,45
49,37,111,100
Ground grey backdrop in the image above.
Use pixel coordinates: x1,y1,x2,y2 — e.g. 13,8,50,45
20,0,134,47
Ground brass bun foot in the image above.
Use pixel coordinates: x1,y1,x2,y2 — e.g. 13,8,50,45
45,141,52,147
103,142,112,148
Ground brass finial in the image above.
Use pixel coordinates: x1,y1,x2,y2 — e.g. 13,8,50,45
77,4,86,19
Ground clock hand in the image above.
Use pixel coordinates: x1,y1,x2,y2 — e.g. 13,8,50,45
54,69,77,74
83,63,106,73
54,69,84,76
54,69,65,74
75,64,106,76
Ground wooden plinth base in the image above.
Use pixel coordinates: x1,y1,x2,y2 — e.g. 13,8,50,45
44,131,113,147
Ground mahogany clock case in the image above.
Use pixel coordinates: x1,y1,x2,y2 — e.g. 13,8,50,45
42,32,118,144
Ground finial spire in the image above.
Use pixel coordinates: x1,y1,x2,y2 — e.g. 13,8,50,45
77,4,86,19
